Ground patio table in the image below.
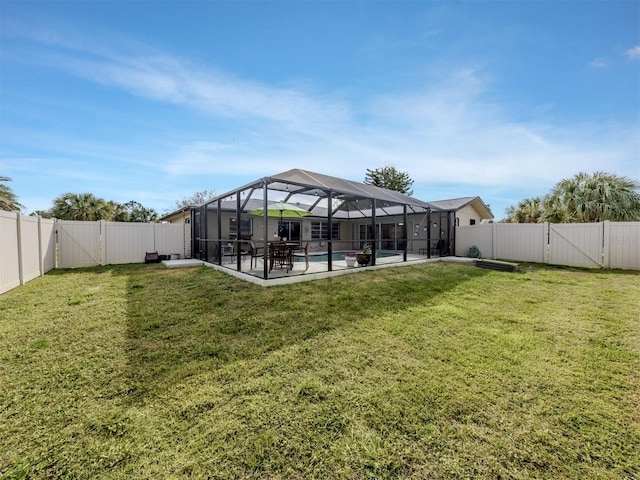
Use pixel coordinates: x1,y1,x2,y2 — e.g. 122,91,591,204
268,242,298,272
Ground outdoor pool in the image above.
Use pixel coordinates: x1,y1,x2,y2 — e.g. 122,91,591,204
294,251,400,263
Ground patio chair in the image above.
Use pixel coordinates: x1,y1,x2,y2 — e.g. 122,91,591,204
269,242,293,272
293,242,309,271
432,239,446,256
249,241,264,269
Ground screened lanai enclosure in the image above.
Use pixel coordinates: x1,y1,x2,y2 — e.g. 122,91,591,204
191,169,455,280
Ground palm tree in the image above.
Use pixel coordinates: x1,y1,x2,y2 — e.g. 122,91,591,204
0,176,24,212
110,201,129,222
504,196,545,223
121,201,159,222
51,193,114,221
543,171,640,223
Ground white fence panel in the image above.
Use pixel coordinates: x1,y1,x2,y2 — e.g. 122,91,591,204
457,222,638,270
455,224,493,257
57,221,101,268
154,223,189,258
1,213,58,294
41,218,56,273
496,223,547,263
0,211,21,294
104,222,155,265
19,215,41,283
184,225,192,258
2,217,194,294
607,222,640,270
549,223,603,268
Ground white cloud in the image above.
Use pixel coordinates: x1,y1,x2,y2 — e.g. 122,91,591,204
589,58,607,68
155,60,638,193
7,23,639,215
47,50,351,135
626,45,640,59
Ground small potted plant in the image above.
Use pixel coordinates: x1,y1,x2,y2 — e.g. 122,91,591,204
345,251,357,268
356,243,371,266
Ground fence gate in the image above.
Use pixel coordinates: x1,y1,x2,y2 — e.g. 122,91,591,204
57,221,102,268
548,223,603,268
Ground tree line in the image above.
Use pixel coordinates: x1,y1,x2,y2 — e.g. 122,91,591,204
2,169,639,223
504,171,640,223
0,178,218,222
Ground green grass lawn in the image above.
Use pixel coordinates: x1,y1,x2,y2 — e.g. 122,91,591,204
0,262,638,479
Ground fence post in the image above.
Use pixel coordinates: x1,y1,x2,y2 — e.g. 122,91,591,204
544,222,551,264
54,219,59,269
602,220,610,269
100,220,107,266
37,215,44,277
153,222,158,252
15,212,25,286
492,222,497,259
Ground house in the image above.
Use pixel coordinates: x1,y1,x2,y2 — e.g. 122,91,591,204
159,206,192,224
184,169,491,280
427,197,494,226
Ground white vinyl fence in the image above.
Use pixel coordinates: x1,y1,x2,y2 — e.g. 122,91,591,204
1,214,191,294
1,212,56,294
57,220,190,268
456,221,640,270
56,220,191,268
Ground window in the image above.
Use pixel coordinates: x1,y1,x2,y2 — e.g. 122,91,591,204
470,219,476,225
229,217,252,236
311,221,340,240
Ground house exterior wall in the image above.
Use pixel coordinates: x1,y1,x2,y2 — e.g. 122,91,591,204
201,213,442,253
456,204,483,226
161,209,191,224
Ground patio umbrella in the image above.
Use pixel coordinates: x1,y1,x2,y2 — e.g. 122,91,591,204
249,201,311,222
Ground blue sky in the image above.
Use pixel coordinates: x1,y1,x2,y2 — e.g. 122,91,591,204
1,1,639,220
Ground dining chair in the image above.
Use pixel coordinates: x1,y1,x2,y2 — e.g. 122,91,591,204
432,239,446,256
249,241,264,269
269,243,291,272
293,242,309,271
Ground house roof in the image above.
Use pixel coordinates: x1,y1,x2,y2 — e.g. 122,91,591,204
269,169,431,207
207,168,438,219
159,206,192,223
428,196,494,219
174,169,493,221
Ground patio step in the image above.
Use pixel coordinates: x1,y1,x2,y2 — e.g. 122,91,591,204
162,259,205,269
475,259,520,272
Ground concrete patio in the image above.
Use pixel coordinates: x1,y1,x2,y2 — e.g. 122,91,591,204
162,254,474,287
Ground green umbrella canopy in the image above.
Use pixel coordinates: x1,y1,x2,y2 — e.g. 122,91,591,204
249,201,311,220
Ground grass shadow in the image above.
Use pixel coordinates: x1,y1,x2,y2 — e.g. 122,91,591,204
115,262,489,401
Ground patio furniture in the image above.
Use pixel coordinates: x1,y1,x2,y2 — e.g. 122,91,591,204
292,242,309,271
432,239,446,256
221,243,234,262
249,241,264,269
269,242,295,272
